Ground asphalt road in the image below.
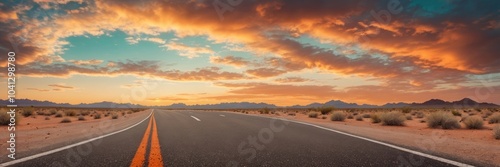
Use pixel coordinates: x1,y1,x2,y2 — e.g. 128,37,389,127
5,110,465,167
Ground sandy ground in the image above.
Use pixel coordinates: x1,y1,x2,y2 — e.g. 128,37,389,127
230,110,500,167
0,109,151,162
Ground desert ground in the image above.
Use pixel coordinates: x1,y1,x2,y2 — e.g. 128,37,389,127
0,107,150,162
220,108,500,166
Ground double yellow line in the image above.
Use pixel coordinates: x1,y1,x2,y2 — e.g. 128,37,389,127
130,113,163,167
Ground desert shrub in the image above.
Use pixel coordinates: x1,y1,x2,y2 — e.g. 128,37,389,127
131,108,141,113
370,113,381,123
347,114,354,119
416,111,425,118
352,112,359,116
0,110,19,125
287,112,296,116
380,112,406,126
494,125,500,140
78,116,86,121
94,113,102,119
321,116,327,119
330,111,346,121
60,118,71,123
45,116,50,120
355,115,363,121
427,112,460,129
451,110,462,116
488,113,500,124
319,107,333,115
55,112,63,118
127,111,133,114
362,113,371,118
401,108,412,114
308,112,319,118
64,110,77,117
406,115,413,120
22,109,33,117
49,109,57,115
80,110,91,116
121,112,126,116
259,107,270,114
111,113,119,119
463,116,484,129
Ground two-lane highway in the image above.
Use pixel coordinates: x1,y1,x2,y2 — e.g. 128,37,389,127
4,109,468,166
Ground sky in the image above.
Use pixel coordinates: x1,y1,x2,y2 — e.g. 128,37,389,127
0,0,499,106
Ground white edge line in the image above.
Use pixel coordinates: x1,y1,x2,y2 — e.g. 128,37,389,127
0,110,154,167
226,112,474,167
190,116,201,121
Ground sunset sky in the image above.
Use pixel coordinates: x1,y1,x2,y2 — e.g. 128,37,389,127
0,0,499,106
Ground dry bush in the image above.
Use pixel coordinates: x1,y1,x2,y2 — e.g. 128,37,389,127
319,107,333,115
463,116,484,129
488,113,500,124
78,116,86,121
22,109,33,117
362,113,371,118
94,113,102,119
426,112,460,129
111,113,119,119
370,113,381,123
347,114,354,119
55,112,63,118
494,125,500,140
64,110,77,117
406,115,413,120
0,110,19,125
330,111,346,121
380,112,406,126
355,115,363,121
308,112,319,118
415,111,425,118
60,118,71,123
451,110,462,116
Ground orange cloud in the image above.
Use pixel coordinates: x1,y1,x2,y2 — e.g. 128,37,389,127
209,55,249,67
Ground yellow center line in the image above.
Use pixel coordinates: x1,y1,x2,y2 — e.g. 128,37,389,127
130,112,164,167
148,117,164,166
130,114,153,167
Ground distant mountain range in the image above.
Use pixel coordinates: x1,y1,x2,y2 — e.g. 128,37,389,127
1,98,497,109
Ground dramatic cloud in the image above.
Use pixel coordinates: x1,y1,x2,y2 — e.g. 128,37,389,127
209,56,249,67
163,42,214,59
275,77,312,83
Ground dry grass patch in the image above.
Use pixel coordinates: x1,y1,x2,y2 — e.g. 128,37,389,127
463,116,484,129
370,113,381,123
380,112,406,126
330,111,346,121
488,113,500,124
426,112,460,129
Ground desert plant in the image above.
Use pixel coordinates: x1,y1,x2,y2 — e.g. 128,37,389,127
45,116,50,120
94,113,102,119
49,109,57,115
355,115,363,121
488,113,500,124
416,111,425,118
78,116,86,121
122,112,126,116
451,110,462,116
319,107,333,115
55,112,63,118
60,118,71,123
21,109,33,117
308,112,319,118
111,113,119,119
64,110,77,117
370,113,381,123
427,112,460,129
330,111,346,121
259,107,270,114
347,114,354,119
406,115,413,120
463,116,484,129
321,116,327,119
494,125,500,140
0,110,19,125
362,113,371,118
127,111,133,114
80,110,91,116
380,112,406,126
401,108,412,114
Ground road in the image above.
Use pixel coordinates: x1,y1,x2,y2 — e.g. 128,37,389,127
4,109,467,166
